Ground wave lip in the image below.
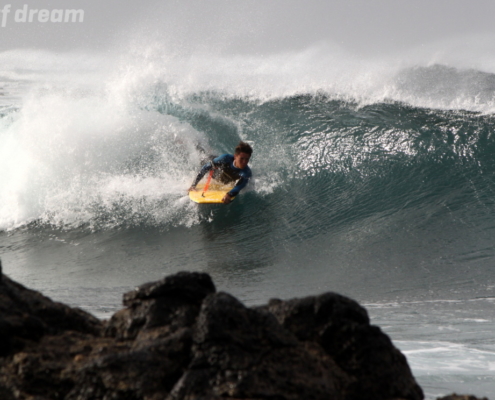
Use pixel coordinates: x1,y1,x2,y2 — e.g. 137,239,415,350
390,64,495,112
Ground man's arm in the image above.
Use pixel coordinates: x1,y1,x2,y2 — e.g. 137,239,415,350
190,161,214,189
227,175,250,197
190,154,232,190
222,175,250,204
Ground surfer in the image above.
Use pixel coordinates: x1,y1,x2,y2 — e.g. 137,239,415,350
189,141,253,204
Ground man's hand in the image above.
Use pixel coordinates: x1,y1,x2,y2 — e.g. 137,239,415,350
222,193,233,204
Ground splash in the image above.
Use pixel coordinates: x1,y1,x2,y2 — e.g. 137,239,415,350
0,53,205,230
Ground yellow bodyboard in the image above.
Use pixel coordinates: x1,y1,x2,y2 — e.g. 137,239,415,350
189,182,235,204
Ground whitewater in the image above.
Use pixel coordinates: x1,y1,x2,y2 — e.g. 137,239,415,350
1,43,495,399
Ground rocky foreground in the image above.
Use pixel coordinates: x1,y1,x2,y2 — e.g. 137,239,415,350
0,263,488,400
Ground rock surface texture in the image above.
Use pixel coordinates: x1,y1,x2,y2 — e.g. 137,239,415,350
0,265,486,400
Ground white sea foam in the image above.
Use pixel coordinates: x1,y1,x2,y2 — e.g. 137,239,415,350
396,340,495,399
3,33,495,109
399,340,495,373
0,56,204,230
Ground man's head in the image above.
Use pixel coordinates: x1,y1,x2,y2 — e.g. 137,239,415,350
234,141,252,169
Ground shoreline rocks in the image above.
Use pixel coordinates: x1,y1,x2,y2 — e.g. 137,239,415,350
0,267,488,400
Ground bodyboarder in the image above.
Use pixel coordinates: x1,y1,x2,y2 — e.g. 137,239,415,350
189,141,253,204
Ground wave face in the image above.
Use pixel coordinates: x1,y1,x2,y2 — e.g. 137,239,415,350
164,90,495,301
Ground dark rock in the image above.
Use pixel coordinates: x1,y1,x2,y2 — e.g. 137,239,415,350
0,274,102,357
169,292,349,400
260,292,370,340
66,328,193,400
437,395,489,400
0,268,485,400
122,271,216,306
106,271,215,340
262,293,423,400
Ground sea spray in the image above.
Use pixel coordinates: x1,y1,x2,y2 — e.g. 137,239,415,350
0,71,204,230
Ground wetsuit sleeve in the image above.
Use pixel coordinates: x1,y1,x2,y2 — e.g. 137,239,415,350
228,178,249,197
191,161,213,187
228,171,251,197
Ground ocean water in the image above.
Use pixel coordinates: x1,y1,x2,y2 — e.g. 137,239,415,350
1,47,495,399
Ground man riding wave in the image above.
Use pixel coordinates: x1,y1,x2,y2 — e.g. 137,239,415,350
189,141,253,204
